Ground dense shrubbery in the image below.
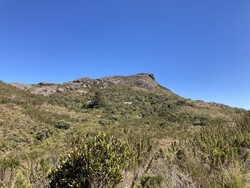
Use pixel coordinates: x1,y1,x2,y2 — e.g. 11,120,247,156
87,91,105,109
168,113,250,187
1,81,249,187
49,133,131,188
34,123,54,141
49,85,186,122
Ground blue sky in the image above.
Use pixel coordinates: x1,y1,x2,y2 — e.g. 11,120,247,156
0,0,250,109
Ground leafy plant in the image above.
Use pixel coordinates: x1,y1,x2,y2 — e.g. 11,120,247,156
48,133,131,188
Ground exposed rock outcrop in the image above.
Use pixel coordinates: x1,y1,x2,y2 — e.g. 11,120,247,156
10,73,159,96
10,83,32,90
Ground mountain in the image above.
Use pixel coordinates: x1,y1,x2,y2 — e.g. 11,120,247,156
10,73,161,95
9,73,242,124
1,73,249,187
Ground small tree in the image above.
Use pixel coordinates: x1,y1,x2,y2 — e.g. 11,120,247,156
49,133,130,188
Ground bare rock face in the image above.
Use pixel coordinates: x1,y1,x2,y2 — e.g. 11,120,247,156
10,83,32,90
10,73,159,96
62,73,158,91
30,86,58,96
100,73,158,88
126,73,158,88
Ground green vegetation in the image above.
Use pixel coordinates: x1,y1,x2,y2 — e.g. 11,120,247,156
167,114,250,187
0,77,249,187
49,133,130,188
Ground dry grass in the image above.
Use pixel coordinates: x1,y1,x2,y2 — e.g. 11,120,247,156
0,104,35,133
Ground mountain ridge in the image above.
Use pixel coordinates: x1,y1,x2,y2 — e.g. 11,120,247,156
8,73,244,111
3,73,243,127
10,73,160,96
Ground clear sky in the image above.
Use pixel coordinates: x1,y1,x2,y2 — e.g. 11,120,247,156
0,0,249,109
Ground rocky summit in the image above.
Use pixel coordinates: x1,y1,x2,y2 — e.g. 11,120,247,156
10,73,159,96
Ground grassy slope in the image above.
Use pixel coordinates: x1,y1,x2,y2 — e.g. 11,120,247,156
0,80,249,187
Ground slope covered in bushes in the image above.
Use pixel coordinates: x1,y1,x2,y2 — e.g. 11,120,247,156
0,74,249,187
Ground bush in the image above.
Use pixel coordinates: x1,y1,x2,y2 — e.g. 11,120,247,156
48,133,131,188
35,124,54,141
36,128,53,141
54,121,70,130
140,174,163,188
87,92,105,109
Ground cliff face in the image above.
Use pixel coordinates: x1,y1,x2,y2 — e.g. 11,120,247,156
10,73,159,96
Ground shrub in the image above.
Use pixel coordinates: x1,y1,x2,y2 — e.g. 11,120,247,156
98,118,109,126
140,174,163,188
36,128,53,141
7,134,22,142
48,133,131,188
54,121,70,130
87,92,105,109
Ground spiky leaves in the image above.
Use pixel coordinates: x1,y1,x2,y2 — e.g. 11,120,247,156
49,133,130,188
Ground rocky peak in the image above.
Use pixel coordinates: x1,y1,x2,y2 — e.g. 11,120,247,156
63,73,158,89
99,73,157,88
10,73,159,96
135,73,155,80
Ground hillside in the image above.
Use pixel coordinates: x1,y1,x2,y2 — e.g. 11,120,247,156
9,73,241,124
1,74,249,187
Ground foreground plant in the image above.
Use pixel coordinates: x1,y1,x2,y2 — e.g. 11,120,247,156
48,133,131,188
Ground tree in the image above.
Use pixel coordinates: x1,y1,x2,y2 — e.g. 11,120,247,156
48,133,130,188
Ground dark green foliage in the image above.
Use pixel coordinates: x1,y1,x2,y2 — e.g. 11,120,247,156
50,92,87,110
48,133,131,188
140,174,163,188
192,116,208,126
36,127,54,141
54,121,70,130
87,91,105,109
